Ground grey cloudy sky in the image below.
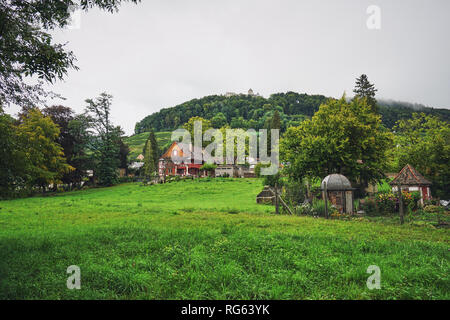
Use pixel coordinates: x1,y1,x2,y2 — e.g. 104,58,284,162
14,0,450,135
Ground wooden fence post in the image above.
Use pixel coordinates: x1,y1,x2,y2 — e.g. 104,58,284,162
397,183,404,225
324,181,328,219
275,183,279,214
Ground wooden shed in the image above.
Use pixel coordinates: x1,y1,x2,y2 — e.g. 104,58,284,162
389,164,432,205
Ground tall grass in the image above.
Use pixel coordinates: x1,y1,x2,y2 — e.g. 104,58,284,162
0,179,448,299
311,198,334,216
377,179,392,193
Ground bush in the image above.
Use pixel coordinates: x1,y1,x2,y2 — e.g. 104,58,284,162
309,185,322,199
254,163,271,178
311,199,334,217
263,172,282,188
284,180,306,207
423,205,442,214
297,202,314,216
360,197,378,216
375,192,397,214
377,180,392,193
404,191,421,212
119,176,140,183
200,163,217,173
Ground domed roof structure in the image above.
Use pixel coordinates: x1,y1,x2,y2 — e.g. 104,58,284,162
321,174,353,191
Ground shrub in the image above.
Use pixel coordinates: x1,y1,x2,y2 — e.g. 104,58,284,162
311,199,334,217
200,163,217,174
297,202,314,216
375,192,397,214
284,180,306,207
263,172,282,188
404,191,421,212
309,185,322,199
360,197,378,216
119,176,139,183
354,199,360,211
377,180,392,193
423,205,441,214
254,163,270,178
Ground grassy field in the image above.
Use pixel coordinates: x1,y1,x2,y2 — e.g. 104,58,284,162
124,131,172,160
0,179,448,300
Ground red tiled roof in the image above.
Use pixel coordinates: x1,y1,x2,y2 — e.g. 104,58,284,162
390,164,432,186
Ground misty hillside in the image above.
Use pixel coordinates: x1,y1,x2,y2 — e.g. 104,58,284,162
134,92,450,134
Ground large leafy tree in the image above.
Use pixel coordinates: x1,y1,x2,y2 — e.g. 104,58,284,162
392,113,450,198
17,108,73,190
182,116,212,148
0,0,140,107
353,74,378,113
0,103,30,197
281,96,393,189
42,105,79,184
210,112,227,128
67,113,93,186
84,93,121,186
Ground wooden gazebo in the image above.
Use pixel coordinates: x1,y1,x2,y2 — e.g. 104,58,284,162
321,174,355,214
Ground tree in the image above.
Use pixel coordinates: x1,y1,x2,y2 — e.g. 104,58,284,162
143,130,159,178
42,105,78,184
392,113,450,198
183,117,212,148
119,140,130,169
200,163,217,176
134,91,449,133
17,108,73,191
281,96,393,190
85,93,121,186
0,0,141,107
230,116,248,129
68,114,93,187
0,103,30,197
353,74,378,112
271,110,281,130
183,116,212,135
211,112,227,128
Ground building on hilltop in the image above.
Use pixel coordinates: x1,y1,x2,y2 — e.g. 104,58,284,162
223,89,261,97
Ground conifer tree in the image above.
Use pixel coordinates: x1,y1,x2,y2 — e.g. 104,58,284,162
143,130,159,179
353,74,378,112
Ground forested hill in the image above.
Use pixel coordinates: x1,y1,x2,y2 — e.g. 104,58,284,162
134,92,450,134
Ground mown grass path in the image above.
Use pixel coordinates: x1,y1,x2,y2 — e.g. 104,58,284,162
0,179,448,299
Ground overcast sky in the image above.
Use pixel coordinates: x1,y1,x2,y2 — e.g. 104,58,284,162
12,0,450,135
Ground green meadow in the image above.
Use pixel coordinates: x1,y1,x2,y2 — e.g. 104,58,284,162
0,179,448,300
